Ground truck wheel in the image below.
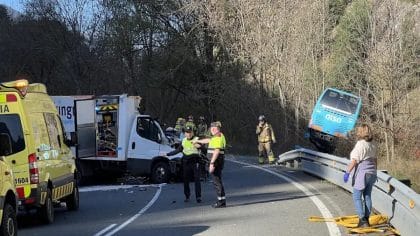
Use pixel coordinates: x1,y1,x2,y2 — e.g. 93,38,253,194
40,189,54,224
66,183,79,211
151,162,170,184
0,203,17,236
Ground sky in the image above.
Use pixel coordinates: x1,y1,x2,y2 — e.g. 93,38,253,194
0,0,24,12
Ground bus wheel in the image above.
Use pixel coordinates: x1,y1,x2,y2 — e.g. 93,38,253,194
0,203,17,236
40,189,54,224
151,162,170,184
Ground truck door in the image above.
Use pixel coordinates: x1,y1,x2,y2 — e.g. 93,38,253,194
128,116,162,160
75,99,96,158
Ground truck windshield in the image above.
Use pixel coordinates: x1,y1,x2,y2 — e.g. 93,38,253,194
0,114,25,155
320,90,359,114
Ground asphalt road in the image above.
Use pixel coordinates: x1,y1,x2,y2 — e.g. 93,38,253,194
18,155,356,236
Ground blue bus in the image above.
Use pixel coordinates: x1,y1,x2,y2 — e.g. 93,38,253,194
308,88,362,153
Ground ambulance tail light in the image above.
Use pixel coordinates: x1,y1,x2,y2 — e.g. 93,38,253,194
16,187,25,199
6,94,17,102
28,153,39,184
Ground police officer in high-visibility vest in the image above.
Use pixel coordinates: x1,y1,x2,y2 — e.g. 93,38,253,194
195,121,227,208
166,126,202,203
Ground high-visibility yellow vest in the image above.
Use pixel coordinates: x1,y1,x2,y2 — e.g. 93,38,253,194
182,137,199,155
208,133,226,155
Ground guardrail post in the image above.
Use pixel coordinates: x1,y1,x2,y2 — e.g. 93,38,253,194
293,159,300,169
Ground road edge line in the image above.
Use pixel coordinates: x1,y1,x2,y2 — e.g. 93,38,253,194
228,158,341,236
94,224,117,236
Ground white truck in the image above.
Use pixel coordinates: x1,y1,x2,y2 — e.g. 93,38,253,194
52,94,182,184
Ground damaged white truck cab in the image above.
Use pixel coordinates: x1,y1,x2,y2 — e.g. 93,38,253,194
52,94,182,184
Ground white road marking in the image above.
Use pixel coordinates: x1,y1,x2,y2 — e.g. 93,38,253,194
97,184,164,236
229,159,342,236
93,224,117,236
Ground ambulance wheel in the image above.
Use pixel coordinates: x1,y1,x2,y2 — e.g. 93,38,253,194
66,184,79,211
151,162,170,184
40,189,54,224
0,203,17,236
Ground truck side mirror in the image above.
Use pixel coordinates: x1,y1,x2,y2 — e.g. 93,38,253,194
157,132,162,144
0,133,12,156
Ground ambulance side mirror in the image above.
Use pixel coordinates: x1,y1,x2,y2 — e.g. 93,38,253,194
64,132,77,147
0,133,12,156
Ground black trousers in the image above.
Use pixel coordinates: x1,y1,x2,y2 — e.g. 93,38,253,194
212,156,225,201
182,156,201,199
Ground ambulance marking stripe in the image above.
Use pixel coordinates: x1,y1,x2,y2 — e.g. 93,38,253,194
96,184,164,236
228,158,341,236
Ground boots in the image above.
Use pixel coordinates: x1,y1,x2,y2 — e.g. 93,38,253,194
357,217,370,228
212,200,226,208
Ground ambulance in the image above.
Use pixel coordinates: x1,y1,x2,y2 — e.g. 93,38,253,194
52,95,182,184
0,80,78,224
0,149,17,235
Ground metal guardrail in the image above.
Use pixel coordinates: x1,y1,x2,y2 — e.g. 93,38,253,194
278,148,420,236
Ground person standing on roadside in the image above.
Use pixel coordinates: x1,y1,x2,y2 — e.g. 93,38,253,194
344,124,377,228
167,126,202,203
197,116,208,138
195,121,227,208
256,115,276,164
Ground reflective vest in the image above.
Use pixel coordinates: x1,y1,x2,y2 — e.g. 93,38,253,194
208,133,226,155
182,137,199,155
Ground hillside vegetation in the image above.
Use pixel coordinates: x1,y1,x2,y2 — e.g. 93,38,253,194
0,0,419,191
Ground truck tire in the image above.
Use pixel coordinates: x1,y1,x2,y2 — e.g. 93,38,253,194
151,162,170,184
66,184,79,211
0,203,17,236
40,189,54,224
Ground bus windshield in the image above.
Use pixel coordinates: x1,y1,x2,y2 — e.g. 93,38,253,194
320,90,359,114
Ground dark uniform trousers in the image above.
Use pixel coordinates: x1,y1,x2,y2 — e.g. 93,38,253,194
212,156,225,200
182,154,201,199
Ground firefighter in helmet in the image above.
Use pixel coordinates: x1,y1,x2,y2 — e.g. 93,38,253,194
197,116,208,138
256,115,277,164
